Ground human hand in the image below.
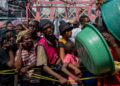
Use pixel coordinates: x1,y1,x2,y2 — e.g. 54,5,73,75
27,70,34,78
2,41,11,49
74,69,82,77
59,78,67,84
21,67,28,73
71,75,80,81
114,61,120,74
19,42,25,50
7,61,13,67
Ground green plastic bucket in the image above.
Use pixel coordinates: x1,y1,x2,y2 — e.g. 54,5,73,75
75,24,115,75
101,0,120,41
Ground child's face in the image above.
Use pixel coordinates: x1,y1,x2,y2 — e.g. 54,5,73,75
66,30,72,38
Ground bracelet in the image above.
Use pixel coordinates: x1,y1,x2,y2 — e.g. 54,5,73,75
113,44,118,47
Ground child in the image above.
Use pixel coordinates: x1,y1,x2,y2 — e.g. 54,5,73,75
59,22,73,62
62,40,82,86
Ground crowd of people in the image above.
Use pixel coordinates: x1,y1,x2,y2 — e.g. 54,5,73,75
0,14,120,86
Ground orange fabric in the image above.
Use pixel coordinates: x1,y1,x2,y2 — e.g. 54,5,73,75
97,79,101,86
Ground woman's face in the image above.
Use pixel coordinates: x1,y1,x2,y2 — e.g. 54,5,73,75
16,25,23,34
7,23,14,30
43,25,54,36
22,34,33,47
83,17,90,25
6,31,15,43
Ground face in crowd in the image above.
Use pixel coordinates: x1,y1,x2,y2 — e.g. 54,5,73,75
1,31,15,49
42,23,54,36
16,30,33,49
22,33,33,48
15,24,24,34
79,15,90,26
6,22,14,30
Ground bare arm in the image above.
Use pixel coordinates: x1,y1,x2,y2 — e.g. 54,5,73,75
43,65,67,84
68,63,81,75
102,32,120,61
62,63,79,81
56,58,62,65
59,47,65,62
43,65,66,81
37,45,67,84
15,43,24,70
15,49,22,70
8,50,15,68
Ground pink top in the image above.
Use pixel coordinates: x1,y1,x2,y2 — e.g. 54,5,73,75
63,54,78,66
37,37,58,64
63,54,79,85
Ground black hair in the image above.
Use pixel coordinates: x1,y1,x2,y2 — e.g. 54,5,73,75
94,16,108,33
6,21,12,27
79,15,90,25
38,19,54,32
6,21,12,25
59,22,73,35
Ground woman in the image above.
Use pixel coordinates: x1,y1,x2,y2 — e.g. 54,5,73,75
0,31,15,86
37,19,67,85
59,22,82,86
15,30,40,86
102,32,120,86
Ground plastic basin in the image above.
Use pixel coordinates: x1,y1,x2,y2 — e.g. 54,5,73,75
75,24,115,75
101,0,120,41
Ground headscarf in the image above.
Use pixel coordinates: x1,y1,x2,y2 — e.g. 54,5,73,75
38,19,54,31
16,30,30,43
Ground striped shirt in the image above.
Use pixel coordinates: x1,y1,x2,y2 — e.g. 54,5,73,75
16,49,36,66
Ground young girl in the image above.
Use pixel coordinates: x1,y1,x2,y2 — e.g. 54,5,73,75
62,41,82,86
59,22,73,62
59,22,82,85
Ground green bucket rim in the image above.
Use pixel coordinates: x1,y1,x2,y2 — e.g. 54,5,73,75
101,0,120,41
76,24,115,74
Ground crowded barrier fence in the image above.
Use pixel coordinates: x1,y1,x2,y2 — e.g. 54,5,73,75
0,67,105,86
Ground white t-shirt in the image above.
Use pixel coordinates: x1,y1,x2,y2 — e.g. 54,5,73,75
70,27,82,43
